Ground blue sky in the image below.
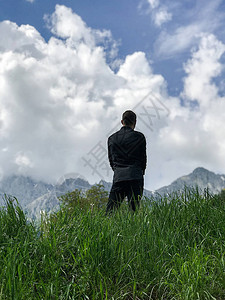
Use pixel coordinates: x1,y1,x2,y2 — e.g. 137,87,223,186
0,0,225,189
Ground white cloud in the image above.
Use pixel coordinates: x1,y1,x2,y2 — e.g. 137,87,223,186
44,5,120,63
151,34,225,188
183,34,225,106
0,5,225,191
155,24,201,58
0,5,168,188
25,0,35,3
45,5,94,46
140,0,172,27
154,8,172,27
147,0,159,9
154,0,224,57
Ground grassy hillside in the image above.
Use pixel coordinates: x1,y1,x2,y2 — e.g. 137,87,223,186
0,188,224,299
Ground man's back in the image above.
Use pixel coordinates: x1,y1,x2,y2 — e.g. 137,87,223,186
108,125,146,182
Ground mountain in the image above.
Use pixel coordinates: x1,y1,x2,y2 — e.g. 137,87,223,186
0,175,91,218
26,177,91,219
156,167,225,195
0,175,54,207
0,167,224,218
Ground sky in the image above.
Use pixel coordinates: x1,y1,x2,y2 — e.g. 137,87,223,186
0,0,225,190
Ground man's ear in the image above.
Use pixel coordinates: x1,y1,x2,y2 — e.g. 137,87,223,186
121,120,124,125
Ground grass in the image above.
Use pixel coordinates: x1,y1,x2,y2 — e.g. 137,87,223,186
0,188,225,299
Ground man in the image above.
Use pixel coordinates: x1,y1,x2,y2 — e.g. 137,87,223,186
106,110,147,214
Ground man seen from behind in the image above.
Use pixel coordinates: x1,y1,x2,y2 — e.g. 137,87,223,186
106,110,147,214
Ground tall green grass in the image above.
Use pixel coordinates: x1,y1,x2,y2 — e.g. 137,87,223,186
0,189,224,299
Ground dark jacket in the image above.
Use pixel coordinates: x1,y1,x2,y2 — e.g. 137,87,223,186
108,126,147,182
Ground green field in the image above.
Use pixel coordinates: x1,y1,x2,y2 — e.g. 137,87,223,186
0,188,224,299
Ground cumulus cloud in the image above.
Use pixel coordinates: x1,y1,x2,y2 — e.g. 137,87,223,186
151,34,225,188
44,5,119,61
183,34,225,106
0,5,225,190
0,5,169,188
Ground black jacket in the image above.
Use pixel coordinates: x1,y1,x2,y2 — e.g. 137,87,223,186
108,126,147,182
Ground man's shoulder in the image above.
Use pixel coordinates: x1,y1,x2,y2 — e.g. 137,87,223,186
108,130,120,142
108,130,119,139
108,128,146,140
134,130,146,139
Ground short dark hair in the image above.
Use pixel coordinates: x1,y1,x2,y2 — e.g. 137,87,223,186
122,110,136,126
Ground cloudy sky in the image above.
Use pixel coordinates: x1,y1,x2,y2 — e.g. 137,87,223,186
0,0,225,190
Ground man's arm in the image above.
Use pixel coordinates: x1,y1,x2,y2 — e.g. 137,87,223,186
107,137,114,171
142,136,147,175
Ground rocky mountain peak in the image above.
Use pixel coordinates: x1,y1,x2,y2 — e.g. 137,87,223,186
157,167,225,195
192,167,210,174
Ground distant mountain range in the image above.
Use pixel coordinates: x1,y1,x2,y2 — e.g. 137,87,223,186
0,167,224,218
0,174,92,218
156,167,225,195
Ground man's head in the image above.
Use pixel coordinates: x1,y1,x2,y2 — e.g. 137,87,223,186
121,110,136,129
